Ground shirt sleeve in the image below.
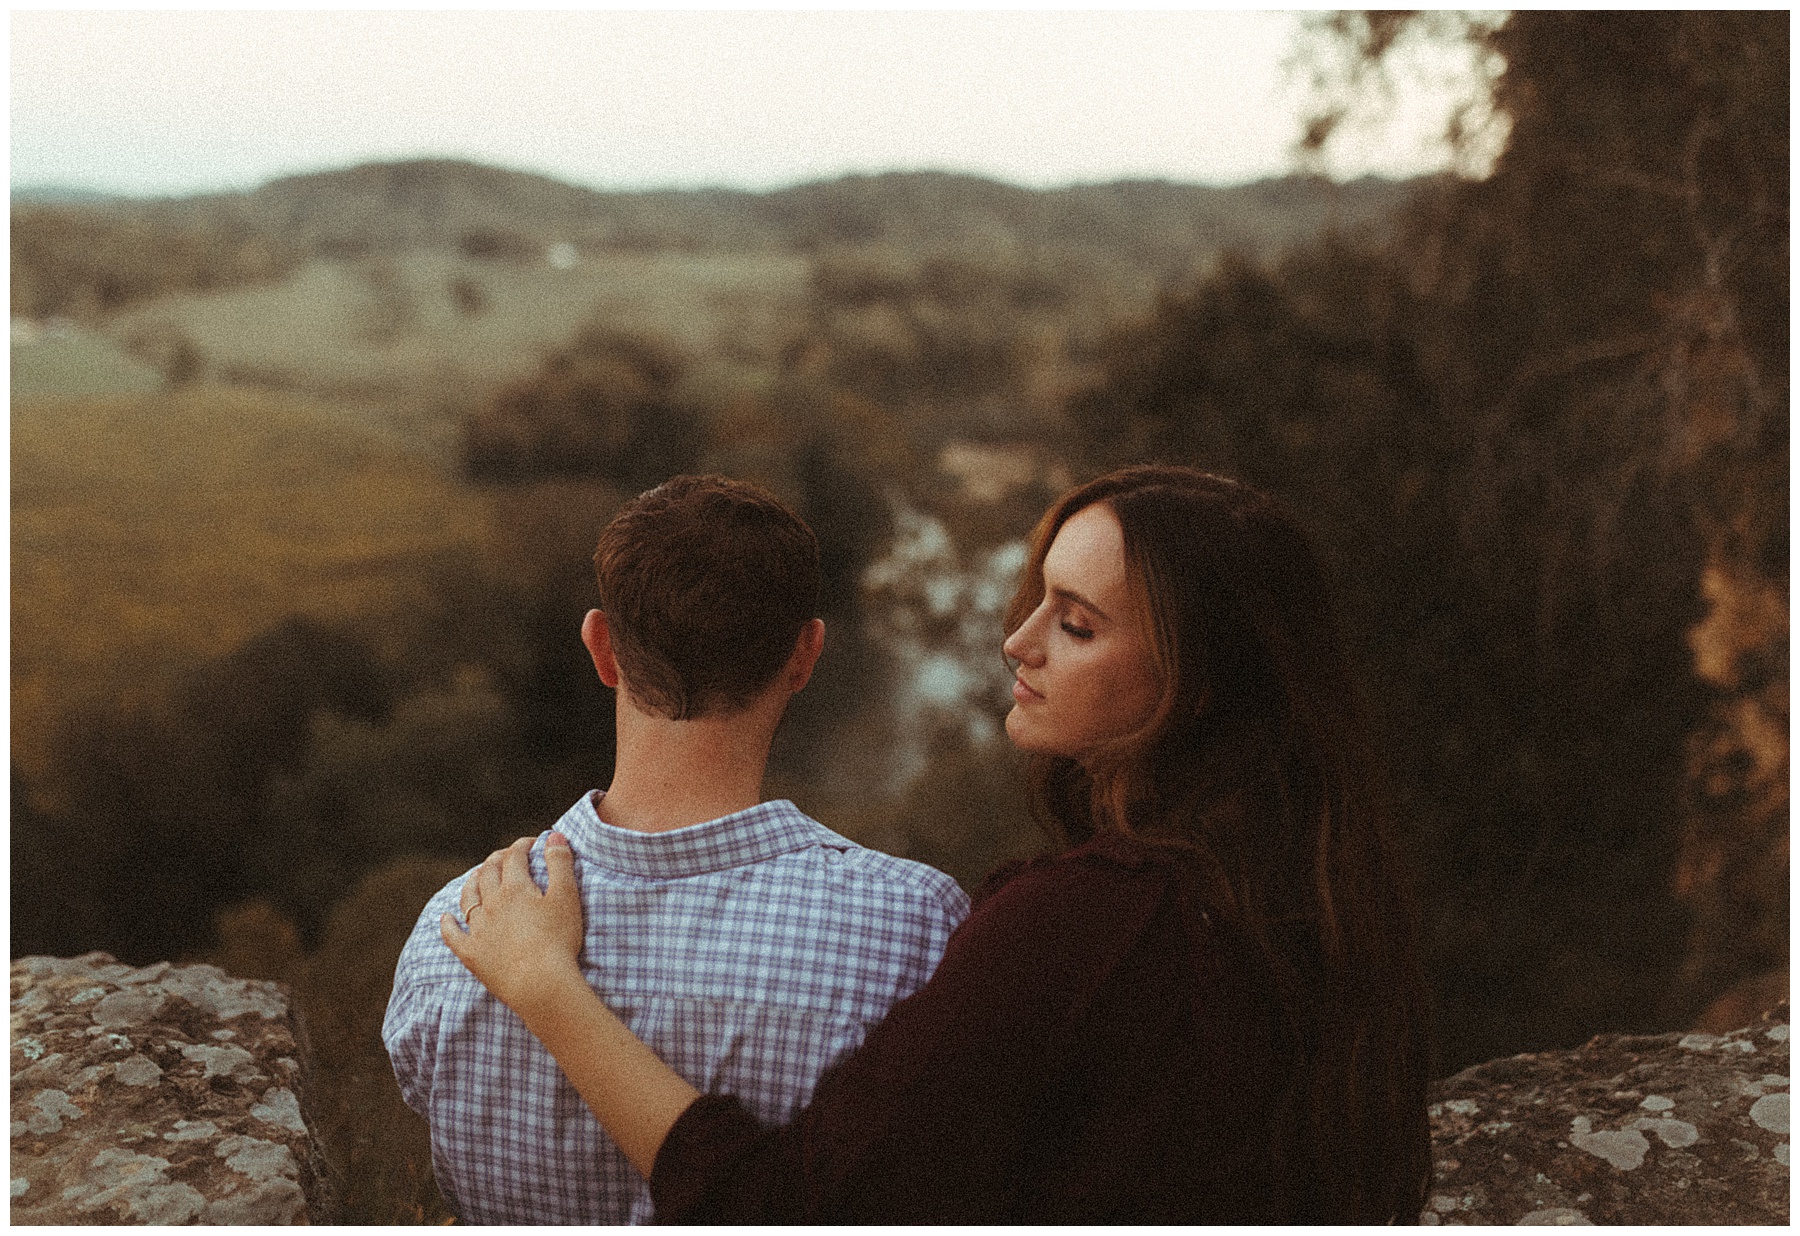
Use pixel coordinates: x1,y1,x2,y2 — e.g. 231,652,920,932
649,854,1170,1224
381,926,439,1117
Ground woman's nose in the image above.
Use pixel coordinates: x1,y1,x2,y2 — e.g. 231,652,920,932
1003,612,1045,666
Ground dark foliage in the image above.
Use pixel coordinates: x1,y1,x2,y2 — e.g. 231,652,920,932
12,769,111,959
761,426,896,792
457,227,540,263
21,572,614,961
293,856,469,1223
24,620,392,962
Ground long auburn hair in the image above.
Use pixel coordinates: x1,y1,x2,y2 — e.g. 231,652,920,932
1004,464,1432,1224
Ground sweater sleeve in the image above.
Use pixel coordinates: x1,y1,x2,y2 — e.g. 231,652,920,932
650,854,1170,1224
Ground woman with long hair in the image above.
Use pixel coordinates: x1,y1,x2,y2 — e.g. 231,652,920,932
445,464,1433,1223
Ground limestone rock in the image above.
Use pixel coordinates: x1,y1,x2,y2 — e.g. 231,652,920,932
10,953,336,1224
1424,1003,1788,1225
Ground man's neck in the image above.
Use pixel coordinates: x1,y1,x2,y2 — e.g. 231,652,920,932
597,695,780,834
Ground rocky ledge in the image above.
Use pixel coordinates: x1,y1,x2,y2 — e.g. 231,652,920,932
1423,1002,1788,1224
8,949,1786,1225
10,953,334,1224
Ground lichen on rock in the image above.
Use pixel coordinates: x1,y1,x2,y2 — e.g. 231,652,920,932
1423,1001,1788,1224
10,952,335,1224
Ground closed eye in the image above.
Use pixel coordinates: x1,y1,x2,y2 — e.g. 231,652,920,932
1060,620,1094,640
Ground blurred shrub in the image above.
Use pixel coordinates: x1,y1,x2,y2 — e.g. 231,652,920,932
448,276,488,316
42,618,394,964
11,769,109,960
803,247,1079,420
888,730,1044,893
462,327,703,487
207,900,307,988
252,666,524,940
120,321,207,386
458,227,538,262
293,855,467,1224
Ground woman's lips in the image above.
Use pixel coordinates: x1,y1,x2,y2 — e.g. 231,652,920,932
1012,676,1043,703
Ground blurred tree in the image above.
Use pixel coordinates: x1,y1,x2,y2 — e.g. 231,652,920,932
761,415,900,794
457,227,539,263
1364,8,1789,1037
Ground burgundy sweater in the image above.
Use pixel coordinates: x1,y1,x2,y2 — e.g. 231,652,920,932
649,831,1310,1224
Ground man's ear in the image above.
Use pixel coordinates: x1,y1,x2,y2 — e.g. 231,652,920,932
581,609,622,690
785,618,826,694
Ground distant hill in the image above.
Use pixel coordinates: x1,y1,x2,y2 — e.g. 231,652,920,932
151,160,1417,268
11,184,120,206
15,159,1421,321
751,170,1416,273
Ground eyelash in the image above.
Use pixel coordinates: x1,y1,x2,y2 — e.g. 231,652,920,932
1060,620,1094,640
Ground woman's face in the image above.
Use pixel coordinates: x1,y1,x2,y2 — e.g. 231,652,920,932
1003,502,1163,764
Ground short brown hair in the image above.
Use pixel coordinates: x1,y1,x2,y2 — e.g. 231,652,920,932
593,475,820,720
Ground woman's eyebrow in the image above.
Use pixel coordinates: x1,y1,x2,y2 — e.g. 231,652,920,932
1049,585,1110,622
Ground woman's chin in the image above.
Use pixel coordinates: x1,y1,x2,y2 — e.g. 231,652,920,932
1003,709,1056,756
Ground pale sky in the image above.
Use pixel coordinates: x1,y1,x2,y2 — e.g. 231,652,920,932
11,9,1491,198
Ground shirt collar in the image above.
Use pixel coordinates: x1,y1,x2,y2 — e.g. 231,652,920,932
552,792,834,880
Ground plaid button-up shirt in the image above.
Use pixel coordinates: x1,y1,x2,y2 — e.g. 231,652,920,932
383,793,970,1224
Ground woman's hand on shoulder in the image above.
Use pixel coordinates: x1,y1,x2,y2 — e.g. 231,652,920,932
441,831,587,1022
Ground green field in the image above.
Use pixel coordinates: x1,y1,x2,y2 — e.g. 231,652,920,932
12,385,491,792
11,329,163,398
96,249,813,456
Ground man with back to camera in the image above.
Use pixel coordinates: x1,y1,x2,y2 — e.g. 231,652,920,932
383,474,970,1224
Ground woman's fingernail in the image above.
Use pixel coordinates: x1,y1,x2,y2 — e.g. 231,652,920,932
548,830,570,848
